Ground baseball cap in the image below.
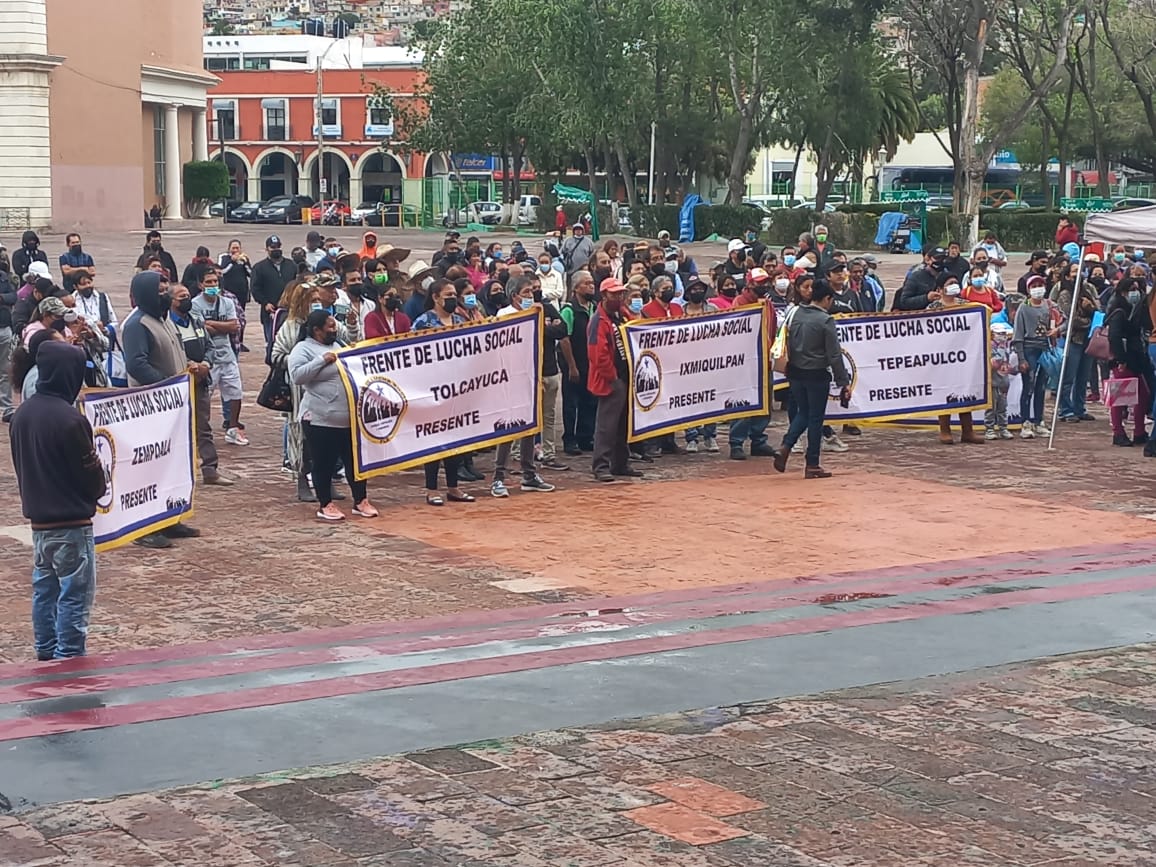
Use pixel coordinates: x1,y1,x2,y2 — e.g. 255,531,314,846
27,261,51,280
1025,250,1049,265
265,235,282,248
861,254,879,267
444,230,461,241
599,277,626,294
748,267,771,284
727,238,746,254
658,230,671,241
39,297,67,318
827,261,847,273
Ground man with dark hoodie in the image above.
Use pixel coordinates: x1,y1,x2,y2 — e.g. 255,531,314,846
134,230,179,283
12,231,49,284
9,341,106,659
121,271,201,549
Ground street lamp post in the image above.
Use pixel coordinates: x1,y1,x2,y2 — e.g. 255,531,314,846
315,39,347,203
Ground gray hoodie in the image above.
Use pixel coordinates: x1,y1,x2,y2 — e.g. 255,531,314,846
287,337,350,428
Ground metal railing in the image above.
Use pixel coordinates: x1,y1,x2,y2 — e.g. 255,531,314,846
0,208,31,231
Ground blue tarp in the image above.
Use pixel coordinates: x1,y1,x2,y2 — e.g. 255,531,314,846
679,195,703,243
874,211,904,246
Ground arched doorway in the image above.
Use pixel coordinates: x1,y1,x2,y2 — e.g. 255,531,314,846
256,150,299,200
360,151,405,207
213,151,251,202
307,151,352,203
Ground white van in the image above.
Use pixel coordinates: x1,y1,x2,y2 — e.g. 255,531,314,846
518,194,541,225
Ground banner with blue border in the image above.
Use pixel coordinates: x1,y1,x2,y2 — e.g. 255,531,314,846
336,308,544,478
80,374,196,551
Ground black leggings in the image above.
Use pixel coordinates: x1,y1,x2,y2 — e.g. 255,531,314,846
424,456,461,491
303,422,366,507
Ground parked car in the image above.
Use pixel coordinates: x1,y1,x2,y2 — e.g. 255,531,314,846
210,200,240,218
363,203,421,228
790,200,838,213
517,194,542,225
310,200,361,225
257,194,315,224
1114,197,1156,211
226,201,262,223
741,200,774,230
442,200,503,227
998,199,1033,209
352,201,384,223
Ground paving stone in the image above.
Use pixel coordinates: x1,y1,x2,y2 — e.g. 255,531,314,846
704,836,832,866
406,749,500,776
17,802,115,839
50,830,168,866
300,773,377,795
456,769,568,807
225,822,356,866
623,803,749,846
0,823,65,867
600,829,735,867
645,778,766,818
522,798,645,841
355,849,450,866
356,759,473,802
429,795,543,836
463,744,595,780
553,774,669,811
98,793,212,843
498,824,625,865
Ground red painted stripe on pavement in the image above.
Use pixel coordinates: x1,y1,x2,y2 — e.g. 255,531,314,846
0,540,1149,683
1,561,1116,705
2,570,1155,743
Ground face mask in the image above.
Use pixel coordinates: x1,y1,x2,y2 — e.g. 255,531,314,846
372,271,389,285
945,284,961,297
664,260,678,275
346,283,363,298
971,277,986,288
538,263,551,274
650,264,666,277
816,234,828,243
1128,290,1143,306
445,252,460,264
64,309,80,324
69,245,82,256
783,255,796,267
629,297,644,313
442,296,459,314
774,278,790,291
150,241,162,250
1029,287,1046,300
269,249,283,260
421,276,435,292
519,296,534,310
176,298,193,315
1115,253,1126,263
720,285,738,298
463,293,478,309
78,284,94,297
688,290,707,304
321,330,338,345
751,285,768,298
659,287,675,303
292,252,306,264
310,302,324,312
1034,263,1047,273
974,260,988,269
203,286,220,297
328,247,341,257
487,293,505,309
492,251,504,261
384,295,402,312
50,318,67,332
746,233,757,243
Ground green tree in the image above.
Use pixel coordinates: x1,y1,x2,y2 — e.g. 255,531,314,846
209,17,234,35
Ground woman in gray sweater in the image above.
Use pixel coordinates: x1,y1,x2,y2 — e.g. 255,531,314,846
287,309,378,522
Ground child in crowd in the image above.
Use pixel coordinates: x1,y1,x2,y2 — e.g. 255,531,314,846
987,323,1015,440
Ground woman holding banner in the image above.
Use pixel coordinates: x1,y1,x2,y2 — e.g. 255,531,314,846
412,282,474,505
288,310,378,522
928,274,985,445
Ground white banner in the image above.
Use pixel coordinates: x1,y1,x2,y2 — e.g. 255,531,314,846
80,374,196,551
623,305,769,441
823,305,991,422
337,308,543,478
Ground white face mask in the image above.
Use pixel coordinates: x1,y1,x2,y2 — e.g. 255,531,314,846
945,284,961,297
774,278,790,291
1029,287,1046,300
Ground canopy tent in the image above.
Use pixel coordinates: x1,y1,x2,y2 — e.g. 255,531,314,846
552,183,599,241
1084,206,1156,247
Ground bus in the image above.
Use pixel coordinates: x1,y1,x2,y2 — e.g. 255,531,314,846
882,166,1025,206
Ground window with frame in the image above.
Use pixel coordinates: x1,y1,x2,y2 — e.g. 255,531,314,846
214,100,236,140
263,99,287,141
321,100,338,126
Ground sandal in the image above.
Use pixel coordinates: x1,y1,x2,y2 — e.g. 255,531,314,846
426,494,445,507
447,492,476,503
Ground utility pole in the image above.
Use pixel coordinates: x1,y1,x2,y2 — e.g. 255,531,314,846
315,53,325,201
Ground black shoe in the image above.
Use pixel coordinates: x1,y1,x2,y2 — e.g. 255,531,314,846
458,466,484,482
631,451,654,463
540,459,570,471
134,532,173,549
161,523,201,539
1079,413,1096,422
564,446,583,457
772,449,788,474
1144,440,1156,458
805,466,833,479
729,450,747,461
594,472,619,483
614,468,644,477
750,445,777,457
842,424,862,436
298,479,318,502
1113,433,1133,447
578,444,594,452
239,344,251,353
1135,432,1150,445
1060,416,1080,423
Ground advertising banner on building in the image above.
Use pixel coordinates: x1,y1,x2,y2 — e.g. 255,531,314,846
337,309,543,478
622,305,769,441
80,374,196,551
823,305,991,423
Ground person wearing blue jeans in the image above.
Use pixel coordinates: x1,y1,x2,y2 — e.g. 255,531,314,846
32,527,97,659
8,341,108,660
685,422,718,453
729,413,772,460
1058,339,1093,421
1013,280,1056,438
780,376,832,469
1018,344,1048,434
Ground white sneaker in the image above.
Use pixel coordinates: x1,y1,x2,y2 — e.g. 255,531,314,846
1034,423,1051,437
685,440,699,453
490,479,509,498
984,428,998,441
792,441,804,454
823,434,849,453
1020,425,1035,439
999,428,1014,440
225,428,250,446
704,436,720,452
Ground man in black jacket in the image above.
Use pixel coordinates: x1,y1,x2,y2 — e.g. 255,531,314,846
0,267,17,421
250,234,297,345
895,248,947,310
134,230,179,283
9,341,107,659
11,230,49,283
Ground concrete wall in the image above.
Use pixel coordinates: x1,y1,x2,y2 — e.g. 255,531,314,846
0,0,54,228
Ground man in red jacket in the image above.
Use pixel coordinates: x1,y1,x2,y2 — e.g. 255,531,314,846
588,277,641,482
1055,215,1080,248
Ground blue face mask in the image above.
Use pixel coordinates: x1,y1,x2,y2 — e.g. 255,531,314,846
463,293,477,309
520,296,534,310
629,297,643,313
203,286,221,297
971,277,986,288
493,251,504,261
783,255,796,267
310,302,323,312
539,263,551,274
1128,290,1143,306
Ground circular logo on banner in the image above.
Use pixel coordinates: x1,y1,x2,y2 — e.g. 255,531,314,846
358,376,407,444
93,428,115,515
829,349,858,403
634,351,662,412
